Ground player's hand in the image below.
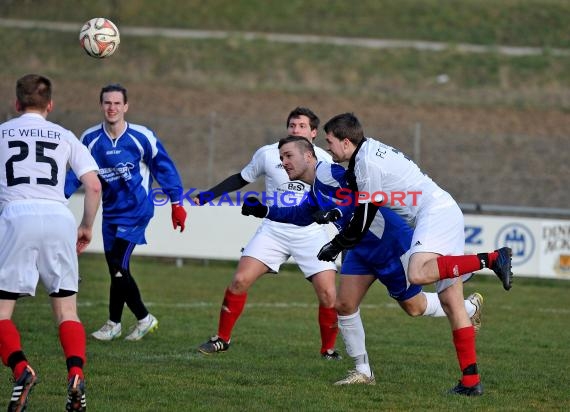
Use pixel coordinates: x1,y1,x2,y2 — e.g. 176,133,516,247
76,226,93,255
317,239,344,261
241,197,268,218
195,191,215,206
312,208,342,224
171,203,187,232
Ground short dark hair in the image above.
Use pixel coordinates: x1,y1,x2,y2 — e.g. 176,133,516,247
16,74,52,111
323,113,364,145
100,83,128,103
286,107,320,131
278,135,316,159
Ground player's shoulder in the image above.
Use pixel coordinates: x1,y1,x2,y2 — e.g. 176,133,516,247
313,145,332,162
256,142,279,153
251,142,279,159
316,161,346,186
41,118,78,142
80,123,104,142
128,122,154,135
1,116,19,128
357,137,388,162
120,123,160,151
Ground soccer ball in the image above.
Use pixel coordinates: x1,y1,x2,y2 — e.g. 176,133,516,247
79,18,120,58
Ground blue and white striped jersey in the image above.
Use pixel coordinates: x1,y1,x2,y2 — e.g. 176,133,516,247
266,161,413,265
65,122,183,226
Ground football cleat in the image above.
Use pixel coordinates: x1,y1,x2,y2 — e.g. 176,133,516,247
448,381,483,396
321,349,343,361
7,365,38,412
198,335,230,354
333,369,376,385
491,247,513,291
65,374,86,412
125,314,158,341
91,320,122,341
468,293,484,334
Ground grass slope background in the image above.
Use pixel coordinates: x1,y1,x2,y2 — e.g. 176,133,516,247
1,1,569,208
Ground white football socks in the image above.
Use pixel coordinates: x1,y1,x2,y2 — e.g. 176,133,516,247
422,292,476,317
338,308,372,377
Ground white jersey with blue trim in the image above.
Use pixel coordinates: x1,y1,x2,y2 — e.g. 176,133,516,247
353,138,442,227
71,122,183,226
0,113,98,208
266,161,414,263
240,142,332,231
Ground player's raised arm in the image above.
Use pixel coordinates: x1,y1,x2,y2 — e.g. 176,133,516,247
195,173,250,205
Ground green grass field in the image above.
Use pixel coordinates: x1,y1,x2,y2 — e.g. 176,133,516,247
5,254,570,411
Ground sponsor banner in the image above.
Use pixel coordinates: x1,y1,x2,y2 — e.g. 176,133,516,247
67,195,569,279
463,215,569,279
540,221,570,278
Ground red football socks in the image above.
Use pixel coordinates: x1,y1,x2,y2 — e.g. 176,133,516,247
59,320,86,379
437,255,482,279
453,326,480,387
0,319,28,379
217,288,247,342
487,251,498,268
318,306,338,354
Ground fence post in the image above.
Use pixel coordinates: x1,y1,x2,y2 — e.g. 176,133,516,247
207,111,217,187
413,122,421,165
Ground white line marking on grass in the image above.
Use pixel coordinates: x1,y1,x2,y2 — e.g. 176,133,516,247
77,300,404,310
59,301,570,314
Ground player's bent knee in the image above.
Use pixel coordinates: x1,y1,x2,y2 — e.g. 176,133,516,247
403,306,424,317
229,278,252,294
335,301,357,316
407,271,426,286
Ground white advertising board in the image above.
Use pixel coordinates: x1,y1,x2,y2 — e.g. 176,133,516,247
67,195,569,280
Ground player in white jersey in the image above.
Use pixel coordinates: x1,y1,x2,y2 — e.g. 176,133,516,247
242,136,483,386
318,113,513,396
0,74,101,411
196,107,340,359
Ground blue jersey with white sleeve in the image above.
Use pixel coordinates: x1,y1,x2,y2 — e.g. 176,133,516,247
65,122,183,226
267,161,420,301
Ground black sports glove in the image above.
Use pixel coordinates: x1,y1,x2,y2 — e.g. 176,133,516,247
312,208,342,224
317,238,344,262
241,197,268,218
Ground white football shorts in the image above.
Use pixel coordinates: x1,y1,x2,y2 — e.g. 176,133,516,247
0,200,79,296
242,220,337,278
409,192,472,293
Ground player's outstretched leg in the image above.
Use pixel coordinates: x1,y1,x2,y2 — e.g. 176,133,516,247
491,247,513,290
468,293,483,334
7,365,38,412
65,374,86,412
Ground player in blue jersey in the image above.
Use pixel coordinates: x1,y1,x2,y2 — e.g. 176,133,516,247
65,83,187,342
242,136,483,385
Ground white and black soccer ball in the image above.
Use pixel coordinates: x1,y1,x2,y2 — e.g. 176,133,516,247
79,17,120,58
